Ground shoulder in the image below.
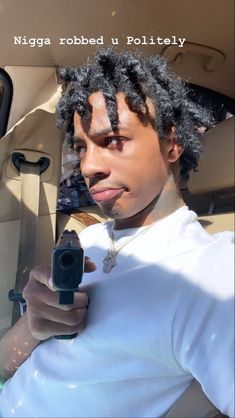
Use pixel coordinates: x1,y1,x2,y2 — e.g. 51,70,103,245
188,229,234,273
167,208,234,297
174,207,234,263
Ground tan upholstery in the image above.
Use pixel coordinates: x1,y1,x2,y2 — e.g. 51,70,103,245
187,117,234,233
165,380,225,418
0,88,63,337
188,117,234,194
57,206,109,235
198,213,234,234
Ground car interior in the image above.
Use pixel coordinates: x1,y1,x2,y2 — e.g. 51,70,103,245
0,0,234,414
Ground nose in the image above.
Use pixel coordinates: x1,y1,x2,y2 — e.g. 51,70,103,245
80,143,110,181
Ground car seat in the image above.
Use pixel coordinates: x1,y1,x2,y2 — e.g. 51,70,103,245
186,116,234,233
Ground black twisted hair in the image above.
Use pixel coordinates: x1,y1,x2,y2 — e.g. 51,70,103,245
56,48,214,180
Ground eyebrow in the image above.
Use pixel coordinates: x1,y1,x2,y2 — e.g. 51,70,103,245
73,126,126,142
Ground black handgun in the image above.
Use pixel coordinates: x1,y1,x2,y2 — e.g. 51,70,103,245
51,229,84,339
51,229,84,305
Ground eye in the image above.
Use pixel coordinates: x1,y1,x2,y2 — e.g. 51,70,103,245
73,143,87,157
106,136,125,150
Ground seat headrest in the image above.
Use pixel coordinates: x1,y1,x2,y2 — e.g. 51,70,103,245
188,116,234,194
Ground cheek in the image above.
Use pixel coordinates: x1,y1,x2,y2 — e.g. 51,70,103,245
129,151,168,195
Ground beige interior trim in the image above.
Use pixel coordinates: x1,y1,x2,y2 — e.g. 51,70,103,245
0,220,19,337
5,66,57,131
0,0,234,98
165,380,223,418
198,213,234,234
0,89,63,336
57,206,109,237
188,117,234,194
11,162,40,324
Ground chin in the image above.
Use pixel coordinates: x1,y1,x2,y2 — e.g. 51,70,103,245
97,195,143,220
98,202,129,220
97,202,120,218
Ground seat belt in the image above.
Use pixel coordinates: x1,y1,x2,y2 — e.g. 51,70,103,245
164,380,227,418
9,156,48,326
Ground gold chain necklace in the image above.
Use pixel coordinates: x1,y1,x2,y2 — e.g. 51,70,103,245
103,223,154,273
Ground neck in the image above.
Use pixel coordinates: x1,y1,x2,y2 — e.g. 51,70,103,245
114,174,184,230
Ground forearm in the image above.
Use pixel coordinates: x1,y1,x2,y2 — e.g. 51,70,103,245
0,312,40,382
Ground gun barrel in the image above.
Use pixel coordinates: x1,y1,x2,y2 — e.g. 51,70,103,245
58,250,78,270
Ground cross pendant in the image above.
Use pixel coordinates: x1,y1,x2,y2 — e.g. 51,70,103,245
103,250,117,273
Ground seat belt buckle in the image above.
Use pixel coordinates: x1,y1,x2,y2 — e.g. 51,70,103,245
8,289,27,316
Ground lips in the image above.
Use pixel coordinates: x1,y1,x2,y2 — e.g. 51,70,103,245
90,187,124,203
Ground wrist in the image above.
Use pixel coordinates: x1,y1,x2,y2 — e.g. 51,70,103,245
21,312,42,344
0,313,41,381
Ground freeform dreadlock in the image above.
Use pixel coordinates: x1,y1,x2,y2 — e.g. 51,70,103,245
56,48,214,180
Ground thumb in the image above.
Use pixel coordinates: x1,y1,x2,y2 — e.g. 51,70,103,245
84,256,97,273
47,276,58,292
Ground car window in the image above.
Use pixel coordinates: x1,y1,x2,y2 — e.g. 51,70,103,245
0,69,13,138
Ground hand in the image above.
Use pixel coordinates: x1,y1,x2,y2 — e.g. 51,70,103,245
22,257,96,341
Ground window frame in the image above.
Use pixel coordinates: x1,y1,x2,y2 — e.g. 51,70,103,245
0,68,13,138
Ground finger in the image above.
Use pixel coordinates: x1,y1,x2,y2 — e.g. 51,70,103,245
28,303,87,327
47,277,58,292
29,265,52,289
24,279,89,310
23,279,58,306
28,265,57,292
48,291,89,311
28,316,86,340
84,256,96,273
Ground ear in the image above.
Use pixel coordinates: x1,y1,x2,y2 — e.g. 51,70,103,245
165,127,183,163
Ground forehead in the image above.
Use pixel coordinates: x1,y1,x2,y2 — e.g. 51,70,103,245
73,91,155,136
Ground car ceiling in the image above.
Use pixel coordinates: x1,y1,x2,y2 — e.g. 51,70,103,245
0,0,234,98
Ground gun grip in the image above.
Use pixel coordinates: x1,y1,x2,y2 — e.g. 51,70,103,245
55,291,77,339
55,332,78,340
59,290,74,305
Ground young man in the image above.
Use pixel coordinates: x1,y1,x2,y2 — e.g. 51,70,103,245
0,49,234,417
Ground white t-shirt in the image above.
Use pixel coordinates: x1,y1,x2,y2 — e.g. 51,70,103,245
0,206,234,417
